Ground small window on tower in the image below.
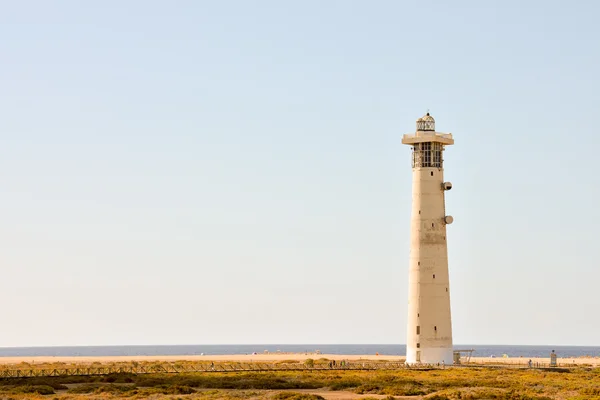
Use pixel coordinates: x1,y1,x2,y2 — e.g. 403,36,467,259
417,343,420,348
433,274,435,279
434,326,437,331
416,326,420,335
430,171,434,176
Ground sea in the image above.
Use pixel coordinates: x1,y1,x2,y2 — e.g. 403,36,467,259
0,345,598,358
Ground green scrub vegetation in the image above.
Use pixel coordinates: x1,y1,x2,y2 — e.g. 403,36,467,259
0,365,598,399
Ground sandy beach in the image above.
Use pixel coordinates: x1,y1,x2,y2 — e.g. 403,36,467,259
0,353,401,365
0,353,599,367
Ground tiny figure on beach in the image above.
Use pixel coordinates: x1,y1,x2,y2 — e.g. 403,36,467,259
528,359,533,368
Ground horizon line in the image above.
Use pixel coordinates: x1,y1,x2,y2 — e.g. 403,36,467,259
1,343,598,349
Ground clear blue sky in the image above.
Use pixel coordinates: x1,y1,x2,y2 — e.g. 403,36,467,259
1,0,598,347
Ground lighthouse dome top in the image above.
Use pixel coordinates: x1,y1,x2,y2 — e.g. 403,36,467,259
417,112,435,131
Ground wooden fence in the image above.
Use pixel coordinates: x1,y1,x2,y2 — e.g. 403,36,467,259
461,361,580,369
0,360,580,379
0,361,438,379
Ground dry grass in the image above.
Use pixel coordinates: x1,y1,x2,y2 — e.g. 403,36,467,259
0,366,598,399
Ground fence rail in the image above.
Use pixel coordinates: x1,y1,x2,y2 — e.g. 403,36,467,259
461,361,577,369
0,361,437,379
0,360,582,379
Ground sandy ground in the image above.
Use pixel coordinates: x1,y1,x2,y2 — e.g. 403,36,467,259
1,353,599,366
0,353,402,365
273,389,413,399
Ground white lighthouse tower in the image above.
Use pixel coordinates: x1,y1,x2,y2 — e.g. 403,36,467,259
402,112,454,365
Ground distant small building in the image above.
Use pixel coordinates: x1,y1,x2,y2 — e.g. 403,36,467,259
550,350,557,367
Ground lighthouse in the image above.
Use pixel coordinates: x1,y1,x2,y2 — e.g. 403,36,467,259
402,112,454,365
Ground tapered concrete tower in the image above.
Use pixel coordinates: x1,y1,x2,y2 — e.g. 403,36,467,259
402,112,454,365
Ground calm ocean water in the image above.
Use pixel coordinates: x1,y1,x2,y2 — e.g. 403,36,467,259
0,345,598,358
